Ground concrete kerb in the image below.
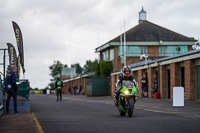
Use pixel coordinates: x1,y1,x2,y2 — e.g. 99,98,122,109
32,112,44,133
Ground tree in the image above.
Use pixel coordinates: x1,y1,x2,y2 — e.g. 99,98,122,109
48,82,55,90
34,87,39,90
95,63,100,76
95,61,113,77
49,60,64,78
71,63,82,75
100,61,113,77
83,59,98,74
63,64,68,68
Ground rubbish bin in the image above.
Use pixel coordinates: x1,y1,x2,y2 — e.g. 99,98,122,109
46,90,50,94
17,80,30,99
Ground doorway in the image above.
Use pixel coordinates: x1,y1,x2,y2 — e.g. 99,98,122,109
167,70,170,99
181,67,185,87
196,66,200,99
181,67,185,96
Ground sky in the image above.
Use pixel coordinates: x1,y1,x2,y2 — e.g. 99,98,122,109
0,0,200,89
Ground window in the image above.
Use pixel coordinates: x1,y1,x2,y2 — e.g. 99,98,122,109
159,46,168,56
110,49,114,60
168,46,189,56
105,50,109,60
178,46,188,54
118,46,141,57
102,51,106,60
168,46,176,56
102,48,114,61
118,46,126,57
127,46,139,56
160,46,188,56
139,46,147,55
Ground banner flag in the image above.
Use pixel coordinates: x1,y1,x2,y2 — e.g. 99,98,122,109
12,21,25,73
17,55,21,79
7,43,19,79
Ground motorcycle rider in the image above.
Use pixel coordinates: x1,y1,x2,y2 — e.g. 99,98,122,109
114,66,139,106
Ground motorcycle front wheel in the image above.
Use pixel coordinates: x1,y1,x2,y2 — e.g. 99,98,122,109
128,99,134,117
120,110,126,116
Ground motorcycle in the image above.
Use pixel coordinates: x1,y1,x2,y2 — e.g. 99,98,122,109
114,80,138,117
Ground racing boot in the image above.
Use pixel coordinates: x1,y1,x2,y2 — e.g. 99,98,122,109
113,94,119,107
135,94,137,104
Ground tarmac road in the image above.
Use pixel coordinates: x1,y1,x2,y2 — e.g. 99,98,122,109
31,94,200,133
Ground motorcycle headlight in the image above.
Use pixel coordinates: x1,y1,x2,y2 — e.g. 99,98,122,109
124,90,129,95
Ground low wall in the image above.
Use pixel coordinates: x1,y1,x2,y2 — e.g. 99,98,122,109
3,96,30,113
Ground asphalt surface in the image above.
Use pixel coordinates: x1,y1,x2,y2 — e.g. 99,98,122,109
31,94,200,133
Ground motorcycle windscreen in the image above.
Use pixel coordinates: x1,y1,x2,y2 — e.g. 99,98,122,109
122,80,134,88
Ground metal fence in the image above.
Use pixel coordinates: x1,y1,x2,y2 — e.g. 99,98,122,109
0,75,4,115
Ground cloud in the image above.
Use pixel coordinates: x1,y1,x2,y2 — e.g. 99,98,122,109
0,0,199,88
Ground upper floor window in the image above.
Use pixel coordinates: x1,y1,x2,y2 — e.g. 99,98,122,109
159,46,167,56
127,46,139,56
110,49,114,60
160,46,188,56
139,46,147,55
118,46,147,57
102,48,114,61
118,46,126,57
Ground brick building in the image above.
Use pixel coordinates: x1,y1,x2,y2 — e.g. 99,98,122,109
111,50,200,100
62,73,95,95
62,8,199,100
95,8,196,72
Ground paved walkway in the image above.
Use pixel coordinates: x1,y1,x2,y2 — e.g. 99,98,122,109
0,112,38,133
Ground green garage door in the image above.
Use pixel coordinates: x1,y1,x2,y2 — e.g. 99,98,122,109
86,77,110,96
197,66,200,99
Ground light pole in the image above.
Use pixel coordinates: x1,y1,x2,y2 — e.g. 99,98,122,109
124,20,126,66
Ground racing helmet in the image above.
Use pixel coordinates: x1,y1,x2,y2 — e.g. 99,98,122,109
123,66,131,77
